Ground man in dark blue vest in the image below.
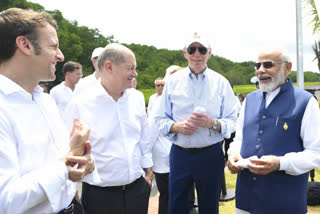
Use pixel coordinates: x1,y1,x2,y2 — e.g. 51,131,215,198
227,48,320,214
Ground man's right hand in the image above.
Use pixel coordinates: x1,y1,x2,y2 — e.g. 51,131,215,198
227,152,244,174
171,120,198,135
69,118,90,156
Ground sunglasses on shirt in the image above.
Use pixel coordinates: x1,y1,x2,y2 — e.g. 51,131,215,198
156,84,165,87
254,61,288,70
187,46,208,55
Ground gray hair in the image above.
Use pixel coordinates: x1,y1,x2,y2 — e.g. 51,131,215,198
97,43,133,70
154,77,163,84
279,49,291,62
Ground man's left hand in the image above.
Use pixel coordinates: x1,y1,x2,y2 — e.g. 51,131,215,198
143,167,153,187
66,141,95,182
248,155,280,175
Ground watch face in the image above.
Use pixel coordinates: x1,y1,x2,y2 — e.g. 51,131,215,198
213,120,218,129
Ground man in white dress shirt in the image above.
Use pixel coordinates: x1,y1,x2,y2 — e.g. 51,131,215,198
148,77,171,214
0,8,94,214
227,48,320,214
50,61,82,116
74,47,104,95
64,43,153,214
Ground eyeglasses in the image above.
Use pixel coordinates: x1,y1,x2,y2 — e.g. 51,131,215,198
187,46,208,55
156,84,165,87
254,61,288,70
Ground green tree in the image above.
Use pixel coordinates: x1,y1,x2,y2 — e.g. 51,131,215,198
306,0,320,34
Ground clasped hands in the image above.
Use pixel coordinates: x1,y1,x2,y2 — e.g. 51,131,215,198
227,152,280,175
63,118,95,182
174,112,212,136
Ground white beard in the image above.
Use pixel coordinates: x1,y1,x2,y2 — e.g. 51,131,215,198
258,67,286,92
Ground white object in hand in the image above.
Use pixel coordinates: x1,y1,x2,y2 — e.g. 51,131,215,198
193,106,207,113
236,156,258,168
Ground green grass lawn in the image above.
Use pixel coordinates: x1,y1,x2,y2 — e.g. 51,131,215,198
220,168,320,214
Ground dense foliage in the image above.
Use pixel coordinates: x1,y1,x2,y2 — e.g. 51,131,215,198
2,0,320,90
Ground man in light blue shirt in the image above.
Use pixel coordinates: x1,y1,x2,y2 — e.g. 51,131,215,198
154,32,238,214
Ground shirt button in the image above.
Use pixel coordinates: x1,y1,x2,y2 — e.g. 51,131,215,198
252,177,257,181
256,145,260,150
257,138,261,141
259,130,263,135
262,115,267,120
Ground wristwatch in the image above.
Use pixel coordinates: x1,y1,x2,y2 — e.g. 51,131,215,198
212,119,219,130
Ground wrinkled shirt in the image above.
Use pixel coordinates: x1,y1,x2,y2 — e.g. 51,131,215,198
50,82,74,117
73,73,99,96
154,67,238,148
0,75,76,214
64,82,153,186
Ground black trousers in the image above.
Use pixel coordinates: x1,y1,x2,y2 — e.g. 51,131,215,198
224,132,236,161
154,172,195,214
57,197,84,214
81,177,151,214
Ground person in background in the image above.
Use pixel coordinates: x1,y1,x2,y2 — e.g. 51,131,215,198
154,32,238,214
0,8,94,214
50,61,82,116
38,81,49,93
64,43,153,214
131,77,137,89
148,77,170,214
227,48,320,214
74,47,104,95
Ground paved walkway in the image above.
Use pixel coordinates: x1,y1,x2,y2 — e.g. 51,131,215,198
148,192,159,214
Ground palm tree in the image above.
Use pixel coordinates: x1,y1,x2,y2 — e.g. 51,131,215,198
312,41,320,71
306,0,320,34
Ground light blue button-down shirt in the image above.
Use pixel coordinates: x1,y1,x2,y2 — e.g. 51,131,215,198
154,67,238,148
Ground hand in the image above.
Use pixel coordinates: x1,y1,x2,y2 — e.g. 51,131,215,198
189,112,211,128
171,120,198,136
227,152,244,174
143,168,153,187
66,141,95,182
248,155,280,175
69,118,90,156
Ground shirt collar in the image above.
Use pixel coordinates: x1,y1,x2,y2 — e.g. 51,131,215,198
187,66,207,80
96,80,129,100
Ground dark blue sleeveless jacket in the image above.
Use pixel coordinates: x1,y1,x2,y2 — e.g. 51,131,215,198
236,79,312,214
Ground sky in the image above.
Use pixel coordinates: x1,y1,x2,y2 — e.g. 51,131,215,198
29,0,320,74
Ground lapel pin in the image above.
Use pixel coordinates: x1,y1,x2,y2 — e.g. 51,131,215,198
283,122,288,131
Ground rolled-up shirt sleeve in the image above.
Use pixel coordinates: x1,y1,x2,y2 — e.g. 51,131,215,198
218,83,239,139
154,83,177,141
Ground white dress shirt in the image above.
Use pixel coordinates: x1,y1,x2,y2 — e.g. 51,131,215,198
64,81,153,187
50,82,74,116
0,75,77,214
148,93,171,173
73,73,98,96
228,87,320,175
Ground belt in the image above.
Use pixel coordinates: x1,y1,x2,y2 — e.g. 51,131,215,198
175,142,219,153
89,176,142,191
